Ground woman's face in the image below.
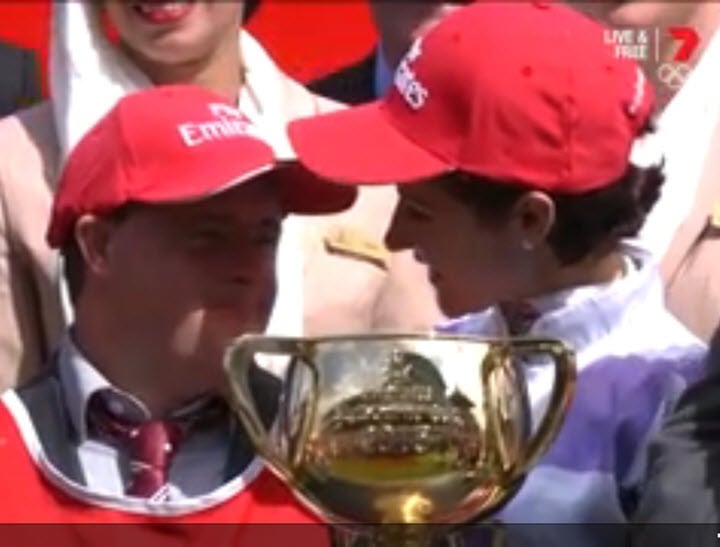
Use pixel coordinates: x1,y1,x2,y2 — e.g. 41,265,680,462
385,180,554,317
103,1,243,68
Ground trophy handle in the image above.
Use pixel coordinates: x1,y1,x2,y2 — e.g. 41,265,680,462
507,339,576,478
224,334,318,483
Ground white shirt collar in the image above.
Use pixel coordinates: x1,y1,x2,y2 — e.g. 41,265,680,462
437,242,663,356
57,332,150,442
57,334,227,443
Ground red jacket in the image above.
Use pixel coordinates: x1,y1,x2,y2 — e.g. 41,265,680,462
0,392,329,546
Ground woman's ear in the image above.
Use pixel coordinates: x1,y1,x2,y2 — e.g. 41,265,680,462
73,214,116,278
509,191,556,251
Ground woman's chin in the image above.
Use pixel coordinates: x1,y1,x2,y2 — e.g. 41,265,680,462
436,293,487,319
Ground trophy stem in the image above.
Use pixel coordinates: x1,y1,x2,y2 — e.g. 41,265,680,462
331,525,433,547
330,522,506,547
375,524,432,547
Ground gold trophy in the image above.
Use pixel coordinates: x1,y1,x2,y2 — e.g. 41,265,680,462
224,333,575,546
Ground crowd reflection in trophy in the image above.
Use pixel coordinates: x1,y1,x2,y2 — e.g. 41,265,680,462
227,334,575,546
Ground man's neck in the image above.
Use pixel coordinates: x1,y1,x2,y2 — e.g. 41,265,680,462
71,317,210,419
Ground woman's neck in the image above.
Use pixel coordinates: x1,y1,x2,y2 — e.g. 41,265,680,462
522,249,628,303
121,33,243,105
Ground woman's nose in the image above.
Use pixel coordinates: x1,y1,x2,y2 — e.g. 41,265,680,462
384,212,413,251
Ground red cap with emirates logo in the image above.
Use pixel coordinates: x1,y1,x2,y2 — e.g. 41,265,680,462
47,85,356,249
288,2,655,191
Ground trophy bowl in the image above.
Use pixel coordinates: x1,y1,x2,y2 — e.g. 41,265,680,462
224,333,575,545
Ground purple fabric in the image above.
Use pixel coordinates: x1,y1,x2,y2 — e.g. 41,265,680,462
538,350,705,478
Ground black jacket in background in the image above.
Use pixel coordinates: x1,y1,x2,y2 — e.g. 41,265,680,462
632,336,720,546
0,41,42,119
308,51,378,106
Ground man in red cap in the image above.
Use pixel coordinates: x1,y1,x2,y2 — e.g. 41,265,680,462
0,84,350,541
288,2,704,541
0,0,442,394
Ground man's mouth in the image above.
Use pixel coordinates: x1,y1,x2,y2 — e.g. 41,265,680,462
132,1,195,24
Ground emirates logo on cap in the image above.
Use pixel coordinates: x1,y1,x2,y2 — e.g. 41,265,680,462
178,103,253,147
394,38,429,110
627,66,646,117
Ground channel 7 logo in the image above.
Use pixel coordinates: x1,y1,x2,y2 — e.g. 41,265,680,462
605,25,699,90
667,26,699,62
662,26,700,90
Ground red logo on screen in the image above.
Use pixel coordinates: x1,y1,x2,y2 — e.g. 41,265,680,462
668,26,700,62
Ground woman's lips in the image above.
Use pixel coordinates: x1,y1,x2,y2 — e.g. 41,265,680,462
132,2,195,24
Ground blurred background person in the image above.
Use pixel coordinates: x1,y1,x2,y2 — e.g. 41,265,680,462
569,2,720,343
309,1,469,104
631,328,720,539
0,0,441,390
0,40,41,117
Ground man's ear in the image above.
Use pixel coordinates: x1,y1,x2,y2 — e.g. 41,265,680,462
509,191,556,250
73,214,116,278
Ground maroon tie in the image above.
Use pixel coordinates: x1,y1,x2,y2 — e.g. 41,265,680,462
125,420,183,498
86,392,226,498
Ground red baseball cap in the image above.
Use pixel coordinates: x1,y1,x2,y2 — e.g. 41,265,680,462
288,2,655,192
47,85,356,249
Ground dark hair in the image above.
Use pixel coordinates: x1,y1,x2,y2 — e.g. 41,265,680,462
441,158,664,266
61,203,139,306
243,0,261,23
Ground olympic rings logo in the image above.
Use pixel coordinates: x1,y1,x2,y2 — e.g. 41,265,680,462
657,62,692,90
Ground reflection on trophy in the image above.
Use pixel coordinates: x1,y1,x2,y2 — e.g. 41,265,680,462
225,334,575,546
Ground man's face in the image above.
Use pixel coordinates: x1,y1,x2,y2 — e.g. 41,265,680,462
104,1,244,67
99,177,282,391
385,182,530,317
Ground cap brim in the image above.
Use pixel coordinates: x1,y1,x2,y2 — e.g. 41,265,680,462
288,101,451,186
119,139,356,216
275,162,358,214
46,140,357,249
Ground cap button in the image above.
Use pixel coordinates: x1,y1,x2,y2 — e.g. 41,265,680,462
532,1,551,9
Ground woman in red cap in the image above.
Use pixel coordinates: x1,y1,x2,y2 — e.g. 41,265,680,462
288,2,706,542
